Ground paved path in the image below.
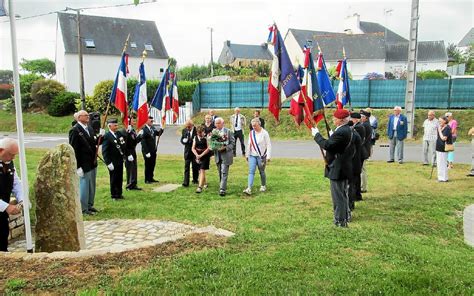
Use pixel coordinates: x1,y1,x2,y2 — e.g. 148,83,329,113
1,128,471,164
8,219,234,258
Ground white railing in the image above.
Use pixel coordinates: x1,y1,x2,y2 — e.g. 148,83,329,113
149,102,192,126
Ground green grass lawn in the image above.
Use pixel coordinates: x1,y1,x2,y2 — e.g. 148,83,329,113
7,148,474,294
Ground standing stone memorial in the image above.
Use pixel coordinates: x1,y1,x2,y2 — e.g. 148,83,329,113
35,143,85,252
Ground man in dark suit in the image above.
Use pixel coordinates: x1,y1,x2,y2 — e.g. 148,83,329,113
69,110,105,215
348,113,364,209
140,116,162,184
102,118,127,200
312,109,355,227
180,120,199,187
387,106,408,164
360,110,373,193
250,109,265,130
212,117,235,196
124,116,142,191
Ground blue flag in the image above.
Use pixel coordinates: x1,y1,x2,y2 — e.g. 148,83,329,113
151,68,169,110
316,51,336,106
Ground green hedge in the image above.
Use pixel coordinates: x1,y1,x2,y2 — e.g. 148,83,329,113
30,79,65,110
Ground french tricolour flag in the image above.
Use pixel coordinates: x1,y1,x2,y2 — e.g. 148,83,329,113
267,24,300,121
335,53,351,109
110,53,129,125
132,62,149,129
169,73,180,123
151,68,170,124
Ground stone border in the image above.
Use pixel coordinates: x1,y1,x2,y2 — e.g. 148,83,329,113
1,221,234,260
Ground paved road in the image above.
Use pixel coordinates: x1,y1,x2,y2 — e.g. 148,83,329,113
2,128,472,164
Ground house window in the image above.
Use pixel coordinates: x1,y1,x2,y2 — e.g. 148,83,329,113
160,68,164,73
144,43,154,51
84,39,95,48
130,42,137,49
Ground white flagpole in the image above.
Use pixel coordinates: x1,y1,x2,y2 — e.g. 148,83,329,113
8,0,34,253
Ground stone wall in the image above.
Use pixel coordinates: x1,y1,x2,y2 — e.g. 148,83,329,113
9,213,24,241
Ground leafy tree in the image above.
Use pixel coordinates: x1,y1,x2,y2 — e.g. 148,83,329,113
447,43,465,65
30,79,65,109
20,58,56,78
0,70,13,84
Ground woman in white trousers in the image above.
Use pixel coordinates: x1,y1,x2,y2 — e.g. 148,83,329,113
435,116,453,182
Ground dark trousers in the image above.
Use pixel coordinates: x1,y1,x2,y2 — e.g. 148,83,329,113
233,130,245,156
125,153,138,189
0,213,9,252
330,179,349,224
109,162,123,198
348,176,362,211
183,157,199,186
143,152,157,182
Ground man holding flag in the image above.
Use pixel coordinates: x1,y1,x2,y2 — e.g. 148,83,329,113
267,24,300,121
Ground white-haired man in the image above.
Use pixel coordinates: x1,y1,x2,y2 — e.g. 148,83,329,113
0,138,23,251
69,110,105,215
212,117,235,196
422,110,438,166
230,107,246,157
387,106,408,164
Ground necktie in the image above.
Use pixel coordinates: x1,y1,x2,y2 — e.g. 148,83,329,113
235,114,238,128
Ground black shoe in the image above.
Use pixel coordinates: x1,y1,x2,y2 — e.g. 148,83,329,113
89,207,99,213
219,189,226,197
335,221,348,227
151,179,159,183
387,160,394,163
360,190,367,193
422,163,429,166
192,180,198,184
130,187,142,191
467,174,474,177
83,211,95,215
182,183,189,187
145,181,153,184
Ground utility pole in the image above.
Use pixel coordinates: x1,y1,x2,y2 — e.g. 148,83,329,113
404,0,419,139
208,27,214,77
66,7,86,109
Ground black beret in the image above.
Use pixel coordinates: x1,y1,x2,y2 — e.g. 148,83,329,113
107,118,118,124
360,110,371,117
350,112,361,119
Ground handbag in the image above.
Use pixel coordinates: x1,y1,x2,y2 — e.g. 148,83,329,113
445,143,454,152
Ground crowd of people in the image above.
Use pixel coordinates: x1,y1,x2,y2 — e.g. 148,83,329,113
0,106,473,251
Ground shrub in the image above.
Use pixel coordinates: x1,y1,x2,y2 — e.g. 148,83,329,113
47,91,78,116
417,70,448,80
30,79,65,109
177,81,197,104
19,73,43,109
90,80,117,114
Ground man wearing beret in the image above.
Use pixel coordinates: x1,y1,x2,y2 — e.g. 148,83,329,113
139,116,162,184
360,110,373,193
102,118,127,200
312,109,355,227
387,106,408,164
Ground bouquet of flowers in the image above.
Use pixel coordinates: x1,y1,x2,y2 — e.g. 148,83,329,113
209,129,229,150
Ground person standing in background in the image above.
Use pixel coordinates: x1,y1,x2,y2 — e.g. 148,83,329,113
445,112,458,169
387,106,408,164
230,107,246,157
422,110,438,166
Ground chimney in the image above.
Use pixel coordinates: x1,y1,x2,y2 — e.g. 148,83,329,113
225,40,231,47
261,43,268,49
344,13,363,34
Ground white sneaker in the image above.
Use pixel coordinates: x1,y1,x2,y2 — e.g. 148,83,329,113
243,188,252,195
260,186,266,192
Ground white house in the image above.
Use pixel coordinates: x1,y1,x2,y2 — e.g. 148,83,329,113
458,27,473,53
55,12,169,94
285,14,447,79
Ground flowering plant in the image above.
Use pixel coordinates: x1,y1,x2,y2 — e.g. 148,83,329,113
209,129,228,150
